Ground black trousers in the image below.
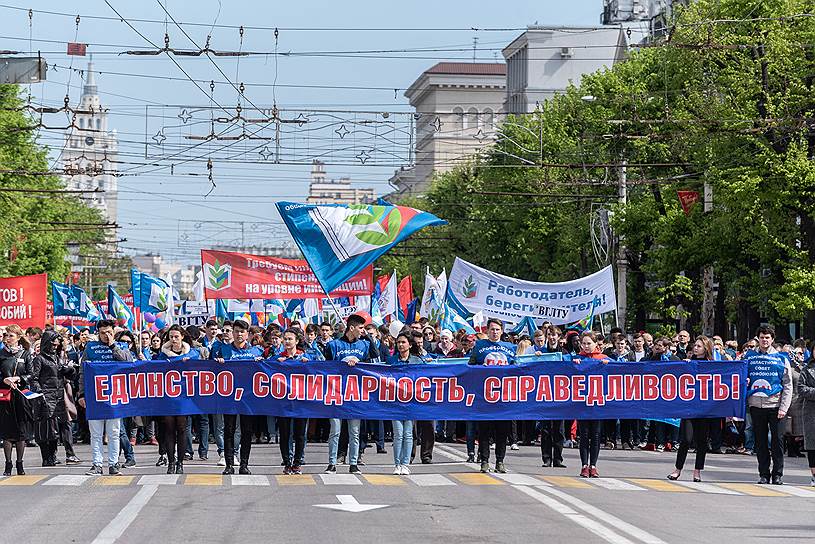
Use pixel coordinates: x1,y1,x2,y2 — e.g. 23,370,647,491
750,406,784,477
675,418,711,471
59,419,75,457
807,450,815,469
278,417,307,466
162,415,187,464
478,420,510,463
411,420,435,462
579,420,601,467
224,414,256,466
540,420,564,464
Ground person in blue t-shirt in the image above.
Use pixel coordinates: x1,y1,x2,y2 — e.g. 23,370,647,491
323,313,379,475
468,318,516,474
211,319,264,476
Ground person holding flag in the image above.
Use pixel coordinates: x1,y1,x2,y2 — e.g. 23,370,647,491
210,319,264,475
468,318,516,474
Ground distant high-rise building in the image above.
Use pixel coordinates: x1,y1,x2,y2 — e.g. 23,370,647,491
306,160,375,205
62,60,119,235
390,62,506,196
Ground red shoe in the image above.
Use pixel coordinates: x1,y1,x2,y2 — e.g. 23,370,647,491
580,465,590,478
148,438,159,446
129,437,137,446
589,466,599,478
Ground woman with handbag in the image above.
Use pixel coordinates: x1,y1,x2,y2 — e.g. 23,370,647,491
0,324,35,475
30,330,76,467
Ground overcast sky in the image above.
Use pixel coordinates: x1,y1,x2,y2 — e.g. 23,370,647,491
3,0,617,264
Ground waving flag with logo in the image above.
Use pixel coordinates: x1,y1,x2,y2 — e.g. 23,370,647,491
134,272,171,314
51,281,101,321
107,286,135,330
440,300,475,335
276,201,446,295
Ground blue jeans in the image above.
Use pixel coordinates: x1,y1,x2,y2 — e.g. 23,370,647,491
212,414,224,455
329,418,360,465
744,410,755,451
392,420,413,466
466,421,477,455
186,415,210,458
89,419,121,466
119,422,134,462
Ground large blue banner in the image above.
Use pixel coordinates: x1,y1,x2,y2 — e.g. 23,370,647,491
83,358,747,421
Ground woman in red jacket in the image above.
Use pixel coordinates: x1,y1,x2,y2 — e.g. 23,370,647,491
573,331,610,478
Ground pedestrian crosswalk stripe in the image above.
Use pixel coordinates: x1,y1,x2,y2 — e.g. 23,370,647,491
406,474,455,486
42,475,93,486
772,485,815,498
541,476,592,489
492,473,549,486
0,475,46,485
674,481,743,494
363,474,407,486
450,473,503,485
94,476,135,486
275,474,316,485
138,475,179,486
231,475,270,486
626,479,695,492
185,474,222,486
717,483,787,497
319,473,362,485
587,478,645,491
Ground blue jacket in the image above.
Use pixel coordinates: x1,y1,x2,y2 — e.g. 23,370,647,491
468,340,516,366
324,335,379,363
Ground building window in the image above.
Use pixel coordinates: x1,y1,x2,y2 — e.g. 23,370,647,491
96,119,101,130
452,107,464,131
483,108,494,131
466,107,478,129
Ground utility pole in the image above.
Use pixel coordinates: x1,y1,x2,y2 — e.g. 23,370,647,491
616,161,627,330
701,180,714,335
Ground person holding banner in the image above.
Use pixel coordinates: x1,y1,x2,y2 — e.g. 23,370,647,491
211,319,264,475
276,328,314,475
574,331,610,478
0,325,34,476
744,325,793,485
153,325,205,474
78,320,134,476
468,319,516,474
537,326,567,469
323,313,380,475
668,336,717,482
387,331,425,475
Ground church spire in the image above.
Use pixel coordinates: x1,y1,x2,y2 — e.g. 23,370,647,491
83,56,97,97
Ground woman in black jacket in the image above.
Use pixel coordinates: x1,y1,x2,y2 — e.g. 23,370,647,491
0,324,35,475
31,330,76,467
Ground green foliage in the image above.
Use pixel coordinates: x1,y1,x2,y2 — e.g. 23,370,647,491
0,84,104,282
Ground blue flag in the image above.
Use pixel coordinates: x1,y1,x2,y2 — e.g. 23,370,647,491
134,271,170,314
405,298,418,325
276,201,446,294
440,300,475,334
511,316,538,337
51,281,101,321
108,286,135,330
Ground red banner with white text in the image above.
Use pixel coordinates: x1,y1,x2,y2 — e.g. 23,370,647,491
201,250,373,300
0,273,47,329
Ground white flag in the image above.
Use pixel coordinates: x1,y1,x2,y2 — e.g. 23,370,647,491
192,270,205,302
377,273,398,318
420,268,446,320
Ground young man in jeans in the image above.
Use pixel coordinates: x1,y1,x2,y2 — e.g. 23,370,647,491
744,325,793,485
77,319,134,476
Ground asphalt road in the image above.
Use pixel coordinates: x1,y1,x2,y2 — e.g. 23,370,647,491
1,438,813,544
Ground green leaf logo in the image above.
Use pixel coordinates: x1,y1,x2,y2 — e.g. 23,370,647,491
205,259,231,291
462,275,478,299
344,205,402,247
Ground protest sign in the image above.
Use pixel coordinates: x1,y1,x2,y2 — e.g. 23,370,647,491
0,273,46,329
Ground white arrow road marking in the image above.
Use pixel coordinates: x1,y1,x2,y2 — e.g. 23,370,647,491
313,494,389,513
92,484,158,544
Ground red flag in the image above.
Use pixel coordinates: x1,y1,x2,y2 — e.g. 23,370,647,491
376,274,390,293
677,190,700,215
397,275,413,318
67,42,87,56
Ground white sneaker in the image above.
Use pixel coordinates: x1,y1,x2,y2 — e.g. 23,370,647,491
400,465,410,475
393,465,401,475
234,455,239,465
217,455,226,467
810,476,815,487
510,443,520,451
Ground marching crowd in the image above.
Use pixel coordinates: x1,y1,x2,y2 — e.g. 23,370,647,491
1,314,814,488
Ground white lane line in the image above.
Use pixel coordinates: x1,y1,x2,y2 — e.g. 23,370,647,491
407,474,456,486
43,475,93,486
231,475,270,486
433,444,469,462
318,474,362,485
91,484,158,544
535,486,668,544
513,485,636,544
492,473,551,486
587,478,646,491
674,481,742,495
